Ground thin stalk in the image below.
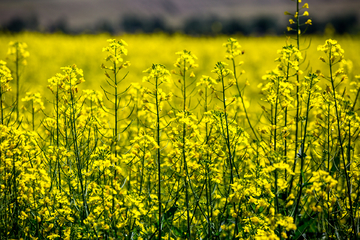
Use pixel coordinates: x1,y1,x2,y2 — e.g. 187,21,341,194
12,154,19,238
274,77,280,215
219,66,238,239
284,61,291,184
220,71,234,185
31,100,34,131
231,59,259,143
293,78,313,224
0,90,3,125
136,88,146,195
155,76,162,240
351,87,360,111
288,0,301,201
273,77,281,239
114,55,118,158
204,86,212,239
15,45,20,123
329,52,357,239
284,106,288,179
181,60,191,240
293,0,301,176
56,83,61,192
69,74,88,222
112,50,118,228
327,102,331,236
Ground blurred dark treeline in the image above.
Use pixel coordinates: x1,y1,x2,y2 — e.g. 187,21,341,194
1,14,359,35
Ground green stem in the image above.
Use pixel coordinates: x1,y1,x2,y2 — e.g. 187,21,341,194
293,77,313,224
220,70,234,185
56,83,61,192
274,77,280,215
232,58,259,144
155,76,162,240
0,90,3,125
288,0,301,203
181,60,191,240
69,71,88,222
273,77,281,239
204,86,212,239
16,45,20,123
327,102,331,236
293,0,301,175
31,100,34,131
114,60,118,158
329,52,357,239
284,61,290,185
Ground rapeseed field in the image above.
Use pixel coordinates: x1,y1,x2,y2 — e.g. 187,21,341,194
1,1,360,239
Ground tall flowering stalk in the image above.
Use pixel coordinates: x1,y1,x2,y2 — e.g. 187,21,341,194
142,63,171,239
318,39,358,239
197,75,217,238
101,39,131,229
223,38,255,140
211,61,243,238
285,0,312,203
101,39,131,156
292,73,321,224
261,44,302,219
172,50,198,239
7,42,29,124
211,62,236,186
46,65,93,229
0,60,13,125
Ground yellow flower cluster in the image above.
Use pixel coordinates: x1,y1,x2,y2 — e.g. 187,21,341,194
223,37,243,60
0,60,12,93
21,92,45,112
102,39,128,65
7,41,29,65
285,2,311,33
318,39,345,63
173,50,198,76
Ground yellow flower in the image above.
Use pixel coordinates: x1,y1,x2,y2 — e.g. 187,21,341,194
303,11,309,16
102,39,129,66
7,41,29,65
305,19,312,25
285,200,294,208
302,3,309,8
0,60,13,93
251,216,260,224
223,38,242,59
289,19,295,24
174,50,198,70
21,92,45,112
143,64,171,84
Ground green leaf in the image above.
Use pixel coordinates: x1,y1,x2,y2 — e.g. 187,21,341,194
163,204,178,222
293,214,317,239
330,152,340,176
169,224,186,238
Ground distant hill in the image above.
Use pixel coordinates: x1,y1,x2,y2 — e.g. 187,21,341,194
0,0,359,34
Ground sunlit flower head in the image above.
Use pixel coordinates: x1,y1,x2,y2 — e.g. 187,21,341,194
7,41,30,65
174,50,198,70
